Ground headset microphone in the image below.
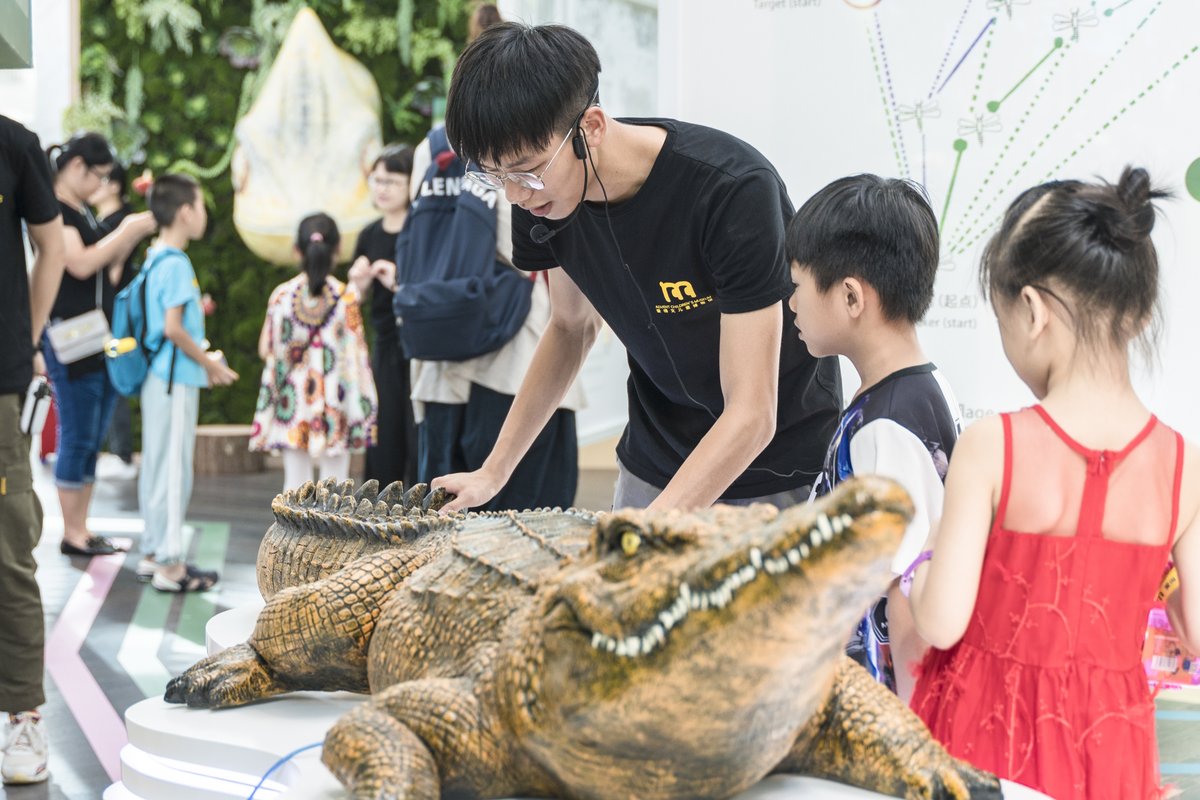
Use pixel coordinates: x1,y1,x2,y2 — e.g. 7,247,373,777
529,126,591,246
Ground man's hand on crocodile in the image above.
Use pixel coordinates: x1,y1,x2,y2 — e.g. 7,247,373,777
432,467,503,513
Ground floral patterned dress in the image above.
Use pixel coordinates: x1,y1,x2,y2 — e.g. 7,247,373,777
911,406,1181,800
250,275,376,456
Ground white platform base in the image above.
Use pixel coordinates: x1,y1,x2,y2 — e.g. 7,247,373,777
107,607,1048,800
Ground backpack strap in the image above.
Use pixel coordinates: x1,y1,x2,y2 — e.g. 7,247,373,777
428,126,451,162
138,250,179,394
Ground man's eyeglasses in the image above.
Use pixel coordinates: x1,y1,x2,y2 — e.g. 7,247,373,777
465,90,599,192
465,125,575,192
89,166,112,184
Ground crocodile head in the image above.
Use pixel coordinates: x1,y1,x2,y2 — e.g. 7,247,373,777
506,475,913,800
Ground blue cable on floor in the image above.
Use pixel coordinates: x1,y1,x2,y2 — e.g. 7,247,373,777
246,741,324,800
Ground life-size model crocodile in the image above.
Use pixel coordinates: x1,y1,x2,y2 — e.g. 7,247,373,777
166,476,1000,800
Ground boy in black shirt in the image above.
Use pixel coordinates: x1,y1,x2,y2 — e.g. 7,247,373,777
786,174,962,699
434,23,841,512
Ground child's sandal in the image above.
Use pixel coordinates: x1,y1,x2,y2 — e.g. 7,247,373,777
151,565,219,593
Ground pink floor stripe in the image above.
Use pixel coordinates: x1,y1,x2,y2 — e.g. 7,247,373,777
45,546,129,782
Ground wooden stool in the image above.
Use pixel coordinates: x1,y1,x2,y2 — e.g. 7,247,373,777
194,424,264,476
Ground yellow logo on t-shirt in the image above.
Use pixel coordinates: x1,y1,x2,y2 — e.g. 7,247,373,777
655,279,713,314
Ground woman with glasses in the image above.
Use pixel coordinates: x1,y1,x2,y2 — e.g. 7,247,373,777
347,144,419,487
43,133,156,555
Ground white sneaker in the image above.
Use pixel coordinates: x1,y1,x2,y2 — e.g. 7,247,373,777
2,712,49,784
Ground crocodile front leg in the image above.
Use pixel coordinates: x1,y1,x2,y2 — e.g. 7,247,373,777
167,548,434,708
775,655,1001,799
323,678,525,800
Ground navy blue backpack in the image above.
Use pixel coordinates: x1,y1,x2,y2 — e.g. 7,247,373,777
393,127,533,362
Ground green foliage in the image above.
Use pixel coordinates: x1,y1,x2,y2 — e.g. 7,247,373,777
74,0,468,425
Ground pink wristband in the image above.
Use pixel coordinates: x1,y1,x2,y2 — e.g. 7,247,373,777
899,550,933,598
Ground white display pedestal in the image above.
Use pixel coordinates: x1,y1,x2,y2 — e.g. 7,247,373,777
106,607,1048,800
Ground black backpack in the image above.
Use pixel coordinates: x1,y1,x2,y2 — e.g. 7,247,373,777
392,127,533,362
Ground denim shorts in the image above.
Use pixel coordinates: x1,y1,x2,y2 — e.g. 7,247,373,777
42,339,119,489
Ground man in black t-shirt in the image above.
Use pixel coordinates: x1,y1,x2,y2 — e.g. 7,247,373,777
0,114,65,784
433,23,842,513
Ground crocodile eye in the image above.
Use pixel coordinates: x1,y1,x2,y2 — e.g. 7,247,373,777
620,530,641,557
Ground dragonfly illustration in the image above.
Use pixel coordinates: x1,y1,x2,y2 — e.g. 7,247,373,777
986,0,1031,20
897,100,942,133
1053,8,1099,41
957,113,1002,145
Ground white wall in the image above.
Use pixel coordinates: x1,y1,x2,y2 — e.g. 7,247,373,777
660,0,1200,438
0,0,75,145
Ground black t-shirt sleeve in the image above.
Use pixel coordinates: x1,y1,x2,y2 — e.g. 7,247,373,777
353,220,375,261
702,168,794,314
510,204,558,271
15,131,58,226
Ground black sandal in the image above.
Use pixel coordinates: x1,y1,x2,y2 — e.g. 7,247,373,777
151,564,219,593
60,536,128,556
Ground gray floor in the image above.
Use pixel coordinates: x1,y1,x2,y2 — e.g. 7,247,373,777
3,455,1198,799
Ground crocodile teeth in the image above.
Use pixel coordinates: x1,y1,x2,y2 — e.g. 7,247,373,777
799,542,810,558
615,640,628,657
816,513,833,542
831,514,844,534
809,529,821,547
591,632,603,648
738,565,756,584
749,547,763,570
787,548,801,565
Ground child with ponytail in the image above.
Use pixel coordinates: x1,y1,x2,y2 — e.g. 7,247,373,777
250,213,377,490
907,167,1200,799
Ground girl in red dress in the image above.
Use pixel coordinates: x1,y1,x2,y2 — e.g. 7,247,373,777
905,167,1200,800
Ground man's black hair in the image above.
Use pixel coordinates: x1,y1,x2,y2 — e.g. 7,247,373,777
445,22,600,167
786,174,940,323
147,173,200,227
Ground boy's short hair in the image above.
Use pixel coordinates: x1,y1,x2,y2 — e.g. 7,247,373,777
147,173,200,227
445,22,600,168
786,175,939,323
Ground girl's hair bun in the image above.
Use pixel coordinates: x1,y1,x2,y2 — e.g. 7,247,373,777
1094,166,1165,249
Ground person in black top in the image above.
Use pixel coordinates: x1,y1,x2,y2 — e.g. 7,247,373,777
434,23,842,512
348,144,418,488
0,113,66,785
43,133,156,555
91,161,138,471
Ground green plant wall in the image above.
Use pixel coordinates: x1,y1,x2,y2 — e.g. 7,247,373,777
73,0,467,425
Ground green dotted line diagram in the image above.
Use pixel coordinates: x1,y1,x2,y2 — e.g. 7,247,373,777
868,24,907,178
955,42,1196,256
966,25,996,117
949,0,1166,253
945,41,1070,245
